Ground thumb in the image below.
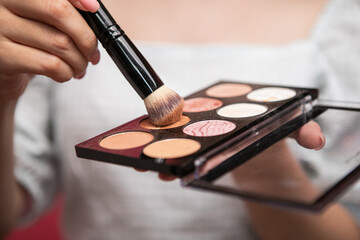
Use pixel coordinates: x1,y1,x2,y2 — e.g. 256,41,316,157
70,0,100,13
290,121,326,150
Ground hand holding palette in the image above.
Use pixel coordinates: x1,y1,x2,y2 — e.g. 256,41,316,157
76,81,360,211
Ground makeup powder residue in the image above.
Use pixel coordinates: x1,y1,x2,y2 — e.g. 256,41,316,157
183,120,236,137
143,138,201,158
206,83,252,98
183,97,223,112
99,131,154,150
140,115,190,129
217,103,267,118
247,87,296,102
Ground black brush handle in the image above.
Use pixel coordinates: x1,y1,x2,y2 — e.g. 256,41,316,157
78,0,163,99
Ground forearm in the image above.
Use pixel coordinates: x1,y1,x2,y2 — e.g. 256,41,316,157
0,101,25,237
0,0,100,232
246,202,360,240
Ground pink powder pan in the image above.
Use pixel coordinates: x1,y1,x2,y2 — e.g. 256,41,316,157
76,80,360,211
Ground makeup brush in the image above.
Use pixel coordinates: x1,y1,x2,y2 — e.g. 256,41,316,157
78,0,183,126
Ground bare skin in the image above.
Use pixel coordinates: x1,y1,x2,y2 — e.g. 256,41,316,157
103,0,326,44
0,0,359,239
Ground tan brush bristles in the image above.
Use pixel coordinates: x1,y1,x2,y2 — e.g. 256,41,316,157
144,85,184,126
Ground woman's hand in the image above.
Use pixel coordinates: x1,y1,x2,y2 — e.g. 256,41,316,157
289,120,325,150
152,121,325,182
0,0,100,102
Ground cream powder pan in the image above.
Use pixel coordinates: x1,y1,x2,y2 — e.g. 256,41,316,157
247,87,296,102
217,103,268,118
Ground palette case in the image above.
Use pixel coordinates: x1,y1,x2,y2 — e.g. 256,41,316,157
75,80,360,211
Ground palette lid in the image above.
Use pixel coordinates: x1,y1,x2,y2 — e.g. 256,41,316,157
182,100,360,212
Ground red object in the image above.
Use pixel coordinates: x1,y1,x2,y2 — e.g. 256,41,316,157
4,196,64,240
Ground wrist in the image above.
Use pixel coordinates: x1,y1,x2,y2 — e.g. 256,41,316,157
0,100,17,114
0,74,30,104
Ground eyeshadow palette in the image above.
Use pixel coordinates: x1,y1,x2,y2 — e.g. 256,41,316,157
76,80,360,211
76,81,318,177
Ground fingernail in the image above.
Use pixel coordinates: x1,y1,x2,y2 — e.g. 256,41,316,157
75,70,86,79
89,1,100,13
314,133,326,151
90,50,100,65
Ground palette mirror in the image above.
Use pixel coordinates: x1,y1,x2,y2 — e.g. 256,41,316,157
185,107,360,211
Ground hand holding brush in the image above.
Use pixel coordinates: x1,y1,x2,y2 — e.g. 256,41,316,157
78,0,184,126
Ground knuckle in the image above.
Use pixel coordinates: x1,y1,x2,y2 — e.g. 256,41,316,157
41,55,68,80
53,71,73,83
57,74,72,83
43,57,73,82
52,33,73,52
48,0,73,21
42,55,62,73
81,32,97,54
74,61,88,76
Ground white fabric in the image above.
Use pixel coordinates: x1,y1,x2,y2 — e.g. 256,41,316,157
14,0,360,239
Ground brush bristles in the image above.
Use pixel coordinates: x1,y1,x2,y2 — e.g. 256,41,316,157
144,85,184,126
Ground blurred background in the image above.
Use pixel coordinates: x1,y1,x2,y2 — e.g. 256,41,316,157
3,196,63,240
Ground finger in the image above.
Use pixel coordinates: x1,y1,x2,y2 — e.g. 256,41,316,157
0,40,74,82
4,0,99,63
134,168,177,181
290,121,326,150
70,0,100,13
158,174,177,182
134,168,147,172
2,10,88,78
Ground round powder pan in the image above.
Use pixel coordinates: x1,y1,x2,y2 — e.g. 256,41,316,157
143,138,201,159
183,97,223,112
183,120,236,137
247,87,297,102
99,131,154,150
140,115,191,130
206,83,252,98
217,103,268,118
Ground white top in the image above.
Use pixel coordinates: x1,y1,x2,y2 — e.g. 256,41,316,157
14,0,360,239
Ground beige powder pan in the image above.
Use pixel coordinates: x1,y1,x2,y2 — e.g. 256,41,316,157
100,131,154,150
206,83,252,98
143,138,201,159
